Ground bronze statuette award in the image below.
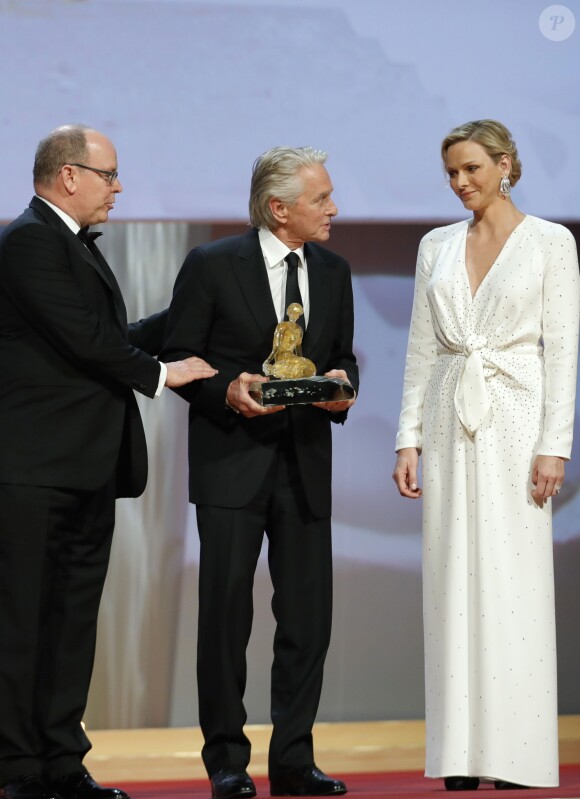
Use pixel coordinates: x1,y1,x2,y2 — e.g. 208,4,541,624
249,303,355,406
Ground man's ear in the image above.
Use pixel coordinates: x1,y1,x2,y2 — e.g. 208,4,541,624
269,197,288,225
60,165,78,195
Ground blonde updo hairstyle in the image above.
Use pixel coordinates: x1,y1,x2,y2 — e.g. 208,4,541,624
441,119,522,187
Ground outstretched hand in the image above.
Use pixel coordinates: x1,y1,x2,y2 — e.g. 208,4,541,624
165,356,218,388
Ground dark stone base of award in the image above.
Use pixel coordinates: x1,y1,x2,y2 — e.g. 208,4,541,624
249,376,355,407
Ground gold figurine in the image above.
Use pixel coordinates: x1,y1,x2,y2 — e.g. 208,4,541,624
263,303,316,379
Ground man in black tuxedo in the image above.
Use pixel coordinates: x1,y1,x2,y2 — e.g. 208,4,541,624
162,146,358,799
0,125,216,799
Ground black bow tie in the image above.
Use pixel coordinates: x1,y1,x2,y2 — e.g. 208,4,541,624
78,227,103,243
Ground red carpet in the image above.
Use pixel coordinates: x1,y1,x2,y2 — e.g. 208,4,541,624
121,765,580,798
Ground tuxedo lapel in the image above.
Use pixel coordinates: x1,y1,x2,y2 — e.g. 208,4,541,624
233,230,278,338
79,236,128,327
29,197,127,329
302,243,330,355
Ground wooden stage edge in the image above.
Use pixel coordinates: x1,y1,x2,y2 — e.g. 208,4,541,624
85,716,580,782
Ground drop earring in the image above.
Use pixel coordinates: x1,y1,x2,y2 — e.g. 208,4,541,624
499,174,511,198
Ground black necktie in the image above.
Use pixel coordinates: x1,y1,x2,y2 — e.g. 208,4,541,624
284,252,304,330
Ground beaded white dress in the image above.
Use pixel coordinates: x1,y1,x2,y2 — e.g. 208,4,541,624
396,215,579,786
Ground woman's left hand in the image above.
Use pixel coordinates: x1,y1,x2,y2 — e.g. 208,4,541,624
531,455,565,507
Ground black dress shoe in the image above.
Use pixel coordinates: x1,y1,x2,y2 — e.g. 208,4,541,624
270,766,347,796
210,769,256,799
48,772,128,799
494,781,530,790
1,774,64,799
444,776,480,791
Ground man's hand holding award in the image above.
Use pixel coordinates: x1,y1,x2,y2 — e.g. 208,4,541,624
248,302,355,408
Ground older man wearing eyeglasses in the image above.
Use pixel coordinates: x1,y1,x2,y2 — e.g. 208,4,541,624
0,125,217,799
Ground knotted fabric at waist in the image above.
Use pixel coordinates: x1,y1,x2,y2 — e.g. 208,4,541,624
437,337,542,434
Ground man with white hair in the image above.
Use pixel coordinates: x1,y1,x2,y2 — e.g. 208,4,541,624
162,146,358,799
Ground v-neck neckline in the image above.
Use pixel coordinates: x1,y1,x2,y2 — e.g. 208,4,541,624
463,215,527,301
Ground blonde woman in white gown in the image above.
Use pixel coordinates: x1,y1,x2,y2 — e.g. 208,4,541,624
393,120,580,791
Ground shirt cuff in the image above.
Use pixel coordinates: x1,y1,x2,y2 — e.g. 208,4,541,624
155,361,167,397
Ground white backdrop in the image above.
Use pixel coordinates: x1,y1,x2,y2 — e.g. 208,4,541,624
0,0,579,221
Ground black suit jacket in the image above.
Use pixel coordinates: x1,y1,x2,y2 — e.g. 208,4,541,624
0,197,165,497
162,228,358,518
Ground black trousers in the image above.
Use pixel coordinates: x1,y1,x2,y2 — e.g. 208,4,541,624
196,436,333,779
0,481,116,785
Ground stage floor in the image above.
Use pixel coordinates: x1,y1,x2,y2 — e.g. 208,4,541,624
85,717,580,783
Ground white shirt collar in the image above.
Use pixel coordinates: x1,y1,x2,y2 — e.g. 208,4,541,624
35,195,81,235
258,227,305,269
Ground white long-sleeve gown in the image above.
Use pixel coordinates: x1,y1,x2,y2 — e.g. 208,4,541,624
396,215,579,786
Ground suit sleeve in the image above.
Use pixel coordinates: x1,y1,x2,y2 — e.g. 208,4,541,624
2,222,161,397
321,257,359,425
128,309,168,355
161,246,237,425
330,260,358,385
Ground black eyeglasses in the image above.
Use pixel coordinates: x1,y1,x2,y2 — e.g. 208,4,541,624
69,163,119,185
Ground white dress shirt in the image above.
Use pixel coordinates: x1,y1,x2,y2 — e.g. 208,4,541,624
258,227,310,326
